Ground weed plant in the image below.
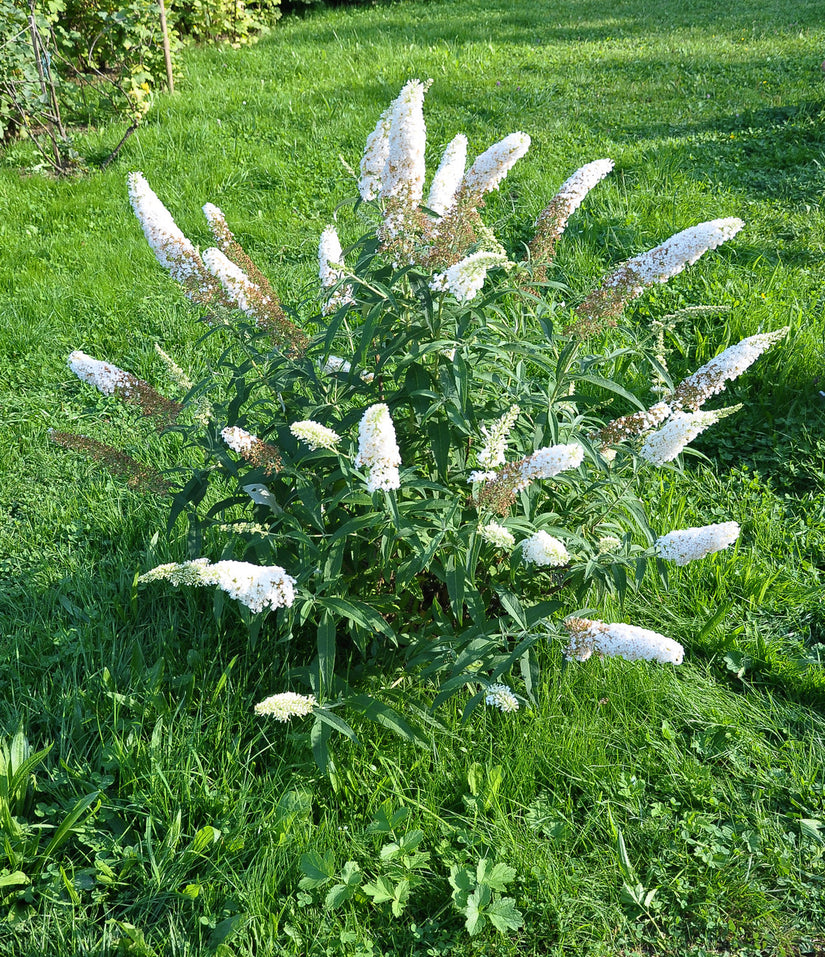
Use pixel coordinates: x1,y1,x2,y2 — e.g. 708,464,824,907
0,1,824,954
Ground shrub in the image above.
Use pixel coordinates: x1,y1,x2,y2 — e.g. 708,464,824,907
174,0,282,45
0,0,180,169
57,80,788,767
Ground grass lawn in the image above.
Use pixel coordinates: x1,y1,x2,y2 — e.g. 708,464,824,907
1,0,824,954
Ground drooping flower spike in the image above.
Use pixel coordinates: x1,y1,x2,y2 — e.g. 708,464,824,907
656,522,740,565
255,692,317,721
575,217,745,331
68,350,181,428
639,409,729,465
138,559,296,613
128,171,216,296
529,158,614,273
564,617,684,665
669,327,789,412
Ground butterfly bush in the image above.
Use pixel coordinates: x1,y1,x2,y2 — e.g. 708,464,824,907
522,531,570,568
479,522,515,550
656,522,740,565
138,559,296,613
426,134,468,217
254,691,317,721
485,684,519,713
54,80,790,765
564,618,685,665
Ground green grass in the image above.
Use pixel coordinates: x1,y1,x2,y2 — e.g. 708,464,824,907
1,0,825,953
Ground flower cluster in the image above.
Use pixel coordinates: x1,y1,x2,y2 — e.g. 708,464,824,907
359,106,393,201
656,522,740,565
381,78,427,208
68,350,181,428
138,558,296,613
461,132,532,202
521,531,570,567
430,250,511,302
670,327,789,411
607,218,745,292
564,617,684,665
478,521,515,549
477,405,520,468
528,159,614,271
477,442,584,514
484,684,519,713
468,469,498,484
518,443,584,485
575,218,745,331
318,226,354,314
202,247,262,317
426,134,468,217
595,401,671,448
290,420,341,451
254,691,317,721
127,171,216,295
221,426,282,473
129,175,306,353
354,403,401,492
50,430,169,495
68,350,135,397
638,409,726,465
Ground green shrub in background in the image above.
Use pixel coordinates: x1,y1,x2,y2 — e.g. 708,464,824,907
55,80,789,771
0,0,178,169
174,0,281,45
0,0,282,168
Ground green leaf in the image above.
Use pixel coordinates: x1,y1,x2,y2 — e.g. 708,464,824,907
477,859,515,892
188,824,221,856
445,556,465,625
298,849,336,890
380,828,424,862
325,880,358,909
614,828,638,884
426,418,451,480
464,884,491,935
487,896,524,934
493,587,527,628
801,819,824,844
448,864,474,909
347,695,427,747
339,860,362,886
366,801,408,835
391,878,410,917
208,914,244,950
42,790,100,860
363,874,395,904
315,597,396,639
316,613,337,696
0,871,29,890
310,717,332,773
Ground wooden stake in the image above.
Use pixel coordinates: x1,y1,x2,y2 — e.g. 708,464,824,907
158,0,175,94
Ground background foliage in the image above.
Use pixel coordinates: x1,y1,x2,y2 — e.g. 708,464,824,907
0,0,824,953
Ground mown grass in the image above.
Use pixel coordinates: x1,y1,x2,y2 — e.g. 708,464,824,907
0,0,824,953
